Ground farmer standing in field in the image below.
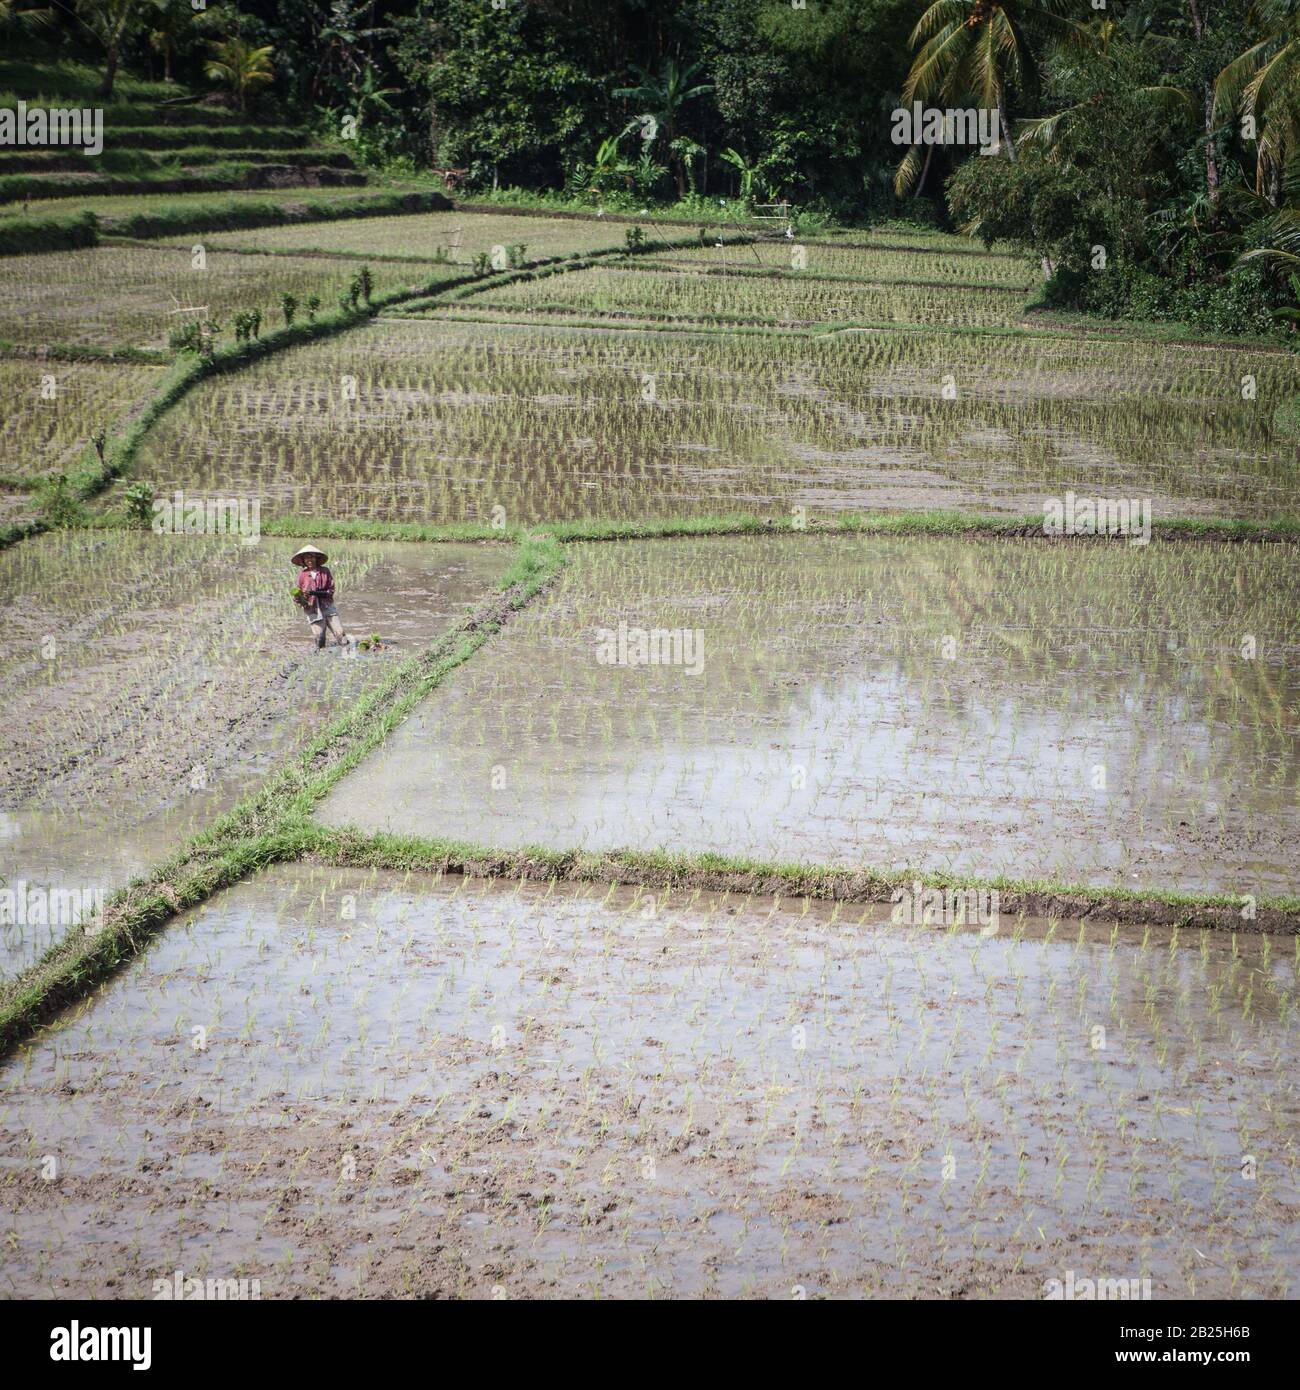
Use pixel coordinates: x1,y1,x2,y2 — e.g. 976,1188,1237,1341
291,543,350,651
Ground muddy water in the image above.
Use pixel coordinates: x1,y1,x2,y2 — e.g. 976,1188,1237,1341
0,535,509,976
0,801,236,978
0,864,1294,1298
320,535,1300,897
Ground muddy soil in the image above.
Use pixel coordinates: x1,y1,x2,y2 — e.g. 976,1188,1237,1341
0,536,508,974
0,864,1295,1299
0,492,37,528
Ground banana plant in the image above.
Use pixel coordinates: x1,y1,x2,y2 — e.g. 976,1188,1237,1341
587,133,632,195
719,147,769,206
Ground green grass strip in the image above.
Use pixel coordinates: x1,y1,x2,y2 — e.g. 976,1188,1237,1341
297,826,1300,933
0,533,565,1058
0,337,169,365
130,508,1300,547
102,188,449,241
0,208,98,256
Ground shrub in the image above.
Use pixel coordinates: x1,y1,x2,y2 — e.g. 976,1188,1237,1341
169,317,221,356
39,473,86,529
947,151,1130,271
1075,258,1285,340
124,481,155,527
232,309,263,342
0,210,98,257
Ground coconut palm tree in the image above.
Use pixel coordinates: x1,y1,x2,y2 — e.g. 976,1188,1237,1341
148,0,191,84
896,0,1092,195
74,0,143,98
1214,0,1300,205
614,57,713,198
1016,24,1191,162
204,36,274,112
1236,160,1300,281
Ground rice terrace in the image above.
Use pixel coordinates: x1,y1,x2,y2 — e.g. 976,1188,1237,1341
0,0,1298,1334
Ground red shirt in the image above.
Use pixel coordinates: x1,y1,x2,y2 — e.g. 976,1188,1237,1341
297,565,335,606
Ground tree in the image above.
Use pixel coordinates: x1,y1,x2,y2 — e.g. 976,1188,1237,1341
392,0,595,188
1215,0,1300,203
204,36,275,111
74,0,145,98
897,0,1092,194
670,136,707,195
310,0,396,109
1016,25,1193,184
614,57,714,198
584,133,632,196
351,63,400,125
148,0,193,84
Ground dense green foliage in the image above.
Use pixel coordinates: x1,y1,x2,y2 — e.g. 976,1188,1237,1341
4,1,1298,335
942,2,1300,336
0,207,97,254
106,187,448,238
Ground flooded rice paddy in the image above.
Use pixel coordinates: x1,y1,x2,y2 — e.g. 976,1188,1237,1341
4,212,1299,1302
0,864,1294,1298
135,317,1299,525
319,536,1300,896
0,535,508,975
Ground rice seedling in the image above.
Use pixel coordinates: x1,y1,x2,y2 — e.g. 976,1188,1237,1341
202,210,648,264
132,315,1300,527
0,862,1292,1298
318,534,1300,896
641,238,1039,289
0,357,162,483
0,246,443,352
0,531,509,974
816,222,1030,258
465,262,1030,329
